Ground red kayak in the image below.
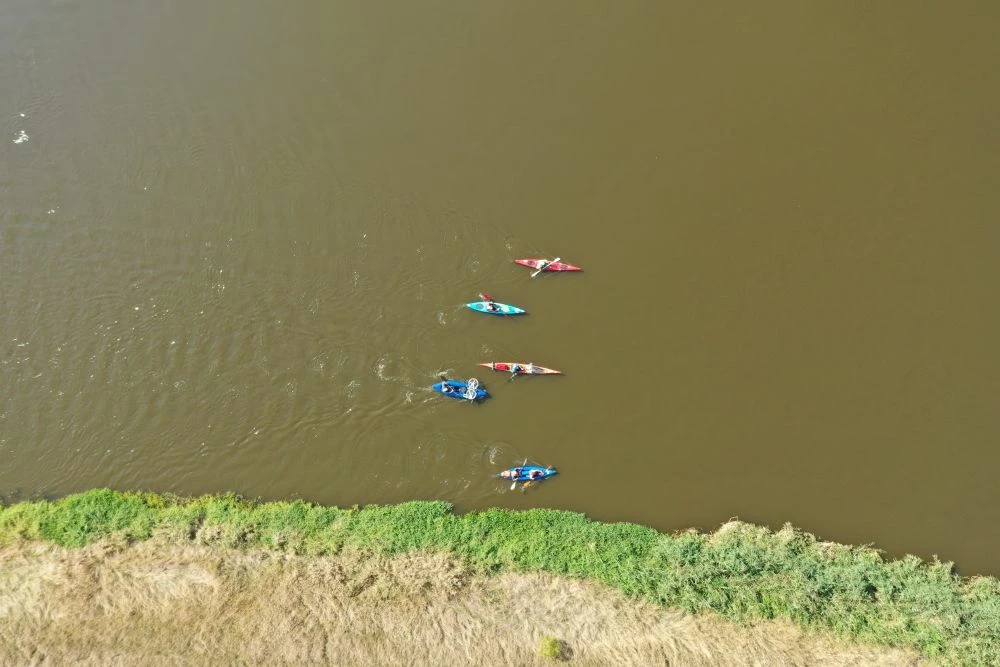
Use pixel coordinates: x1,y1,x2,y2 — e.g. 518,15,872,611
514,258,582,272
478,362,562,375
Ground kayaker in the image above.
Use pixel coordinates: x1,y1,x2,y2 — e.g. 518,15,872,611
528,469,544,480
525,362,535,374
480,293,499,311
510,363,522,376
441,382,454,393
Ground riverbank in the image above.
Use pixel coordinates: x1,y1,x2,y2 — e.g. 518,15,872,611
1,490,997,664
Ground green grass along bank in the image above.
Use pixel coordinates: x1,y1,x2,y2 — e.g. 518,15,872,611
1,489,997,664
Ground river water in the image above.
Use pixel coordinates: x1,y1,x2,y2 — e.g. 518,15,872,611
2,2,998,573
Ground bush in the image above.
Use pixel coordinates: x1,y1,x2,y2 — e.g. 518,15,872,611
538,636,560,658
538,636,570,660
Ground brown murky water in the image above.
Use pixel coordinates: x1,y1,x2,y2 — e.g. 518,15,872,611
2,2,998,573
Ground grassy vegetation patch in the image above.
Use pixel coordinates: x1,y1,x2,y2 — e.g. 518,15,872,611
1,489,997,664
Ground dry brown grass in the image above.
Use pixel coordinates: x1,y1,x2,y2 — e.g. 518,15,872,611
0,537,920,666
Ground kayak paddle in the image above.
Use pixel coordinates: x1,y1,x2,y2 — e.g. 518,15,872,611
531,257,559,278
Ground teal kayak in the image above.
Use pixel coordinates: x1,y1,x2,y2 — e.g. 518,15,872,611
466,301,526,316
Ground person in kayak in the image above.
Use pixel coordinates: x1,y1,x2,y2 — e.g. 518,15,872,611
528,469,544,480
480,293,500,312
440,382,455,393
510,363,522,376
501,467,522,480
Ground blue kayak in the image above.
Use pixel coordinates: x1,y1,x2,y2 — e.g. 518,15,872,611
433,380,489,401
466,301,526,316
497,465,558,483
